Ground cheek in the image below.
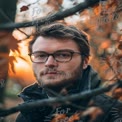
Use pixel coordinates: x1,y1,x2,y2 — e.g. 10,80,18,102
32,64,42,74
60,58,82,72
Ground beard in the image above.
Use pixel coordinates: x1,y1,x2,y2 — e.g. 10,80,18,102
33,64,83,93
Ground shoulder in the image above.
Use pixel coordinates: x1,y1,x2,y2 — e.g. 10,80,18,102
18,82,47,101
16,83,50,122
21,82,39,93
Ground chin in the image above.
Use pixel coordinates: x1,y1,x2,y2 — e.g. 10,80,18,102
41,78,72,90
42,80,62,87
39,78,62,88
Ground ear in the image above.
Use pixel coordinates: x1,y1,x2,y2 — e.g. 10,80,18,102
83,57,89,69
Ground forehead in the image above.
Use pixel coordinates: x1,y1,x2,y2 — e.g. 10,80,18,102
32,36,80,52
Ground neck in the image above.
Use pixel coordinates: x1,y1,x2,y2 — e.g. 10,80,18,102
43,81,81,97
42,86,69,97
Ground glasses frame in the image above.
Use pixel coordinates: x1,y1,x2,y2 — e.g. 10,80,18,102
28,50,82,63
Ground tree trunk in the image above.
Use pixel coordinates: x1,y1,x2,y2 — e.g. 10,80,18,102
0,44,9,103
0,1,17,121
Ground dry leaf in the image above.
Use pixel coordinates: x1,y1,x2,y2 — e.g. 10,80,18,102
107,0,118,9
20,5,29,12
82,107,103,121
113,88,122,99
100,41,111,49
68,112,80,122
51,113,80,122
57,0,63,5
51,114,66,122
8,34,21,53
93,4,100,16
9,56,17,73
118,42,122,50
47,0,62,10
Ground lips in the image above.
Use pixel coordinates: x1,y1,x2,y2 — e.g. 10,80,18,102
46,72,57,74
42,71,59,75
45,72,58,75
41,69,61,76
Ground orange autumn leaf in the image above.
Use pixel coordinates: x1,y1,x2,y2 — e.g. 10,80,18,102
51,113,80,122
118,42,122,50
51,114,66,122
47,0,63,10
107,0,118,9
82,107,103,121
100,41,111,49
57,0,63,5
68,113,80,122
93,4,100,16
116,54,122,60
113,88,122,99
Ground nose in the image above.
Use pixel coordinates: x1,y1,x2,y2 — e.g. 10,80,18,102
45,55,58,67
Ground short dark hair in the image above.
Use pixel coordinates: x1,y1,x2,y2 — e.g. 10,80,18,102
29,23,90,58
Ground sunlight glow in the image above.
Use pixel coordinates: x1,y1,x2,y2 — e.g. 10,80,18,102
9,32,35,85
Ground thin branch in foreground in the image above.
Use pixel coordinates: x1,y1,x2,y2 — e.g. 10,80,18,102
0,79,122,117
0,0,99,30
0,8,29,38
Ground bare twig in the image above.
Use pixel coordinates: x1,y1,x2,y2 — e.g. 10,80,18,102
0,0,99,30
0,79,121,117
0,8,29,38
17,28,30,38
44,88,84,109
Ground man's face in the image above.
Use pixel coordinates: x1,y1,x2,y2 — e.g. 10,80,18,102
31,36,87,90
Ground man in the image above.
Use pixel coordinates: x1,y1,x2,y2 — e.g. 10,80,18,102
16,23,122,122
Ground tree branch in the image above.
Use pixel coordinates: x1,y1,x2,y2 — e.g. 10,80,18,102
0,80,122,117
0,0,99,30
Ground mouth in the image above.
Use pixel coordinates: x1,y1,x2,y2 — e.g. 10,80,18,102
41,70,63,77
45,72,58,75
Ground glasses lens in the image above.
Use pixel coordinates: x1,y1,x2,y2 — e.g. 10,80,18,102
31,52,48,63
54,51,72,62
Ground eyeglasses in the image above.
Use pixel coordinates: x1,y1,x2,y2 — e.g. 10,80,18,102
28,50,82,63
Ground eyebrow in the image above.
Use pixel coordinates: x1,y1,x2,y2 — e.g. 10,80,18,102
32,49,76,54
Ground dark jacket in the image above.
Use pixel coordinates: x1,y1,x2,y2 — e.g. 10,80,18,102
16,66,122,122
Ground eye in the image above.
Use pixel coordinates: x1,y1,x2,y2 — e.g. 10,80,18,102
55,52,71,58
34,53,47,59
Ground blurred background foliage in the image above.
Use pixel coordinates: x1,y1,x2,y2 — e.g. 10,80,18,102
0,0,122,121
